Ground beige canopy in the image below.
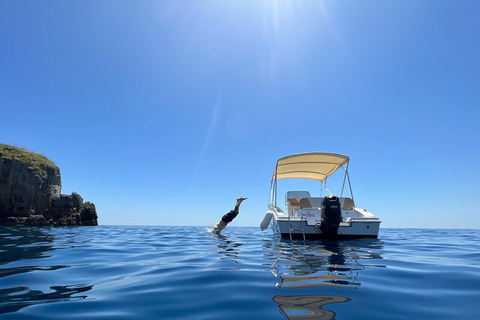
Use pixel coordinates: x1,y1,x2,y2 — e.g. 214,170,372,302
272,152,349,182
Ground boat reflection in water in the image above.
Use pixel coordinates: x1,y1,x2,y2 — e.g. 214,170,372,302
266,238,384,320
274,295,350,320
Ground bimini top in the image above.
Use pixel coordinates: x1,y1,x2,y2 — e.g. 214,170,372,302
272,152,349,182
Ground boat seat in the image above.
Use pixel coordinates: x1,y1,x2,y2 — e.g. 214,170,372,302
308,197,323,208
287,197,301,206
286,191,311,205
286,197,301,217
299,198,312,209
342,197,355,210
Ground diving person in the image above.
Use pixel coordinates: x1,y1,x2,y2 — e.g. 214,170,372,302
211,197,247,234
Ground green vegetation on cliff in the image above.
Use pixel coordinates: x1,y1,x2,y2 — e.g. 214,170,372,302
0,144,58,177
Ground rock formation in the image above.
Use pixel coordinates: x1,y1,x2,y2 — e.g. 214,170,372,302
0,144,98,226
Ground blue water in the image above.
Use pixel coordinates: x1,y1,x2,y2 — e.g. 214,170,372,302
0,227,479,319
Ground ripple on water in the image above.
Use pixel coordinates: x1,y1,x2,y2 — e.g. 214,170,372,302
0,227,479,319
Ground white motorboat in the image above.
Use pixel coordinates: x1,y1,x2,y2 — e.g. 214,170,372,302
260,152,381,239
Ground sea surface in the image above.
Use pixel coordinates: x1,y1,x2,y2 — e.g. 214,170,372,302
0,226,479,320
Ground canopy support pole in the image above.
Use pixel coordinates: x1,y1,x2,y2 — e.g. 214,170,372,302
341,164,348,197
274,164,278,207
346,169,354,202
322,180,332,196
269,179,274,206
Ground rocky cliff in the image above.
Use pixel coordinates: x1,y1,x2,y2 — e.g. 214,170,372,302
0,144,98,226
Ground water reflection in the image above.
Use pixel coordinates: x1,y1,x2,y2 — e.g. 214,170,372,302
266,238,384,319
274,295,350,320
0,227,56,265
0,284,92,314
0,227,94,315
213,234,243,264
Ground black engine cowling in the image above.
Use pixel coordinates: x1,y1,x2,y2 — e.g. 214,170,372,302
321,196,342,237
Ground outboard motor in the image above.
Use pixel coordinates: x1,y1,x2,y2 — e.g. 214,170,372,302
321,196,342,238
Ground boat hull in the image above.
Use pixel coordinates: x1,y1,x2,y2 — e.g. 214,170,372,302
269,212,381,240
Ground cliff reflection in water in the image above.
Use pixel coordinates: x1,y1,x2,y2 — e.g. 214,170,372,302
266,238,384,320
0,227,56,265
0,227,93,315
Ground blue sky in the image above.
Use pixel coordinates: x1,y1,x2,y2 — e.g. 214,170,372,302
1,1,479,228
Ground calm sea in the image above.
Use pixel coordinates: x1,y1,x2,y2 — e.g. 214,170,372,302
0,226,479,320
